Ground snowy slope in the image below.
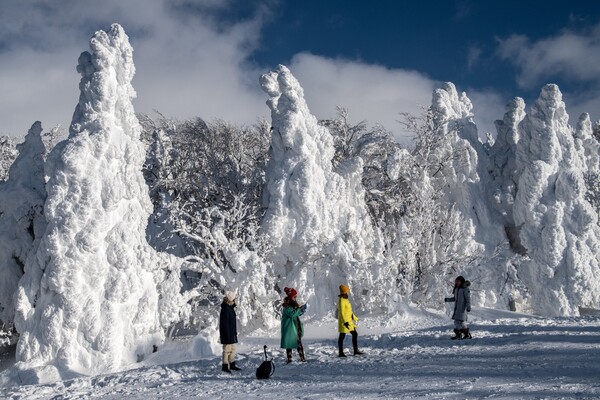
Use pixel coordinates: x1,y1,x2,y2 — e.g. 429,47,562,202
2,307,599,399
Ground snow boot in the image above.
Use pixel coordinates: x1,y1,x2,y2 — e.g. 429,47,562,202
351,331,363,355
339,351,347,357
298,346,306,362
461,328,472,339
229,361,242,371
222,364,231,373
451,329,462,340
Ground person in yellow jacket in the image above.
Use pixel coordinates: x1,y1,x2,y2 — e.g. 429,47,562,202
337,284,364,357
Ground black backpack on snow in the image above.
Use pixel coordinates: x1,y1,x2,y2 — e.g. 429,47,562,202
256,345,275,379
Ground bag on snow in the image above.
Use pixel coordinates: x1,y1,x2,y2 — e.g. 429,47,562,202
256,345,275,379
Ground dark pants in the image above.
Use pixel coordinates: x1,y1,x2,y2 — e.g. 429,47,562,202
286,326,305,362
338,330,358,353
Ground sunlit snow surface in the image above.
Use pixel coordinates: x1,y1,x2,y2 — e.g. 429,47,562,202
2,307,599,399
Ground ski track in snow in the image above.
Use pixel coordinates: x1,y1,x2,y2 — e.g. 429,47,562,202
2,308,600,399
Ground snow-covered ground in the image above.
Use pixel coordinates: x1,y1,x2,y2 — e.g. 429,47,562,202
2,306,599,399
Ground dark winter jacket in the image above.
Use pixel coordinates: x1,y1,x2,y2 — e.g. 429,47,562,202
445,282,471,321
219,300,238,345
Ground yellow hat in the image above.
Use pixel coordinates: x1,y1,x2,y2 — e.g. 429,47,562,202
339,284,350,295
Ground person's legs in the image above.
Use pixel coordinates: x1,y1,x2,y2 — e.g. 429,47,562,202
351,330,364,355
297,336,306,362
338,333,347,357
222,344,232,373
228,344,241,370
451,320,463,339
459,321,471,339
286,348,293,363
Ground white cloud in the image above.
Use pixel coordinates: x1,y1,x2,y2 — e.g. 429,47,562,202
468,89,506,138
497,24,600,125
0,0,510,149
0,0,269,136
563,91,600,125
288,53,437,146
497,25,600,88
467,45,482,70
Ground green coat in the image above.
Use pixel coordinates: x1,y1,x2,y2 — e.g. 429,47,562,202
280,306,304,349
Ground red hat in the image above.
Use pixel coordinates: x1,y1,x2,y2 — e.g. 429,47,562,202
284,287,297,298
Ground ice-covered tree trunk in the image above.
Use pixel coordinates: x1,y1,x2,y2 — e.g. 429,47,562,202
488,98,526,230
574,113,600,218
513,84,600,315
0,122,46,326
260,65,382,314
574,113,600,175
14,24,183,380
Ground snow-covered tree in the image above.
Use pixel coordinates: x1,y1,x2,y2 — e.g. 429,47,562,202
574,113,600,220
139,114,277,330
260,65,385,315
0,135,19,181
395,84,489,307
0,122,46,328
14,24,185,379
513,84,600,315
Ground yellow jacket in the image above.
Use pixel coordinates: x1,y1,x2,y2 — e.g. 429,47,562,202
338,296,357,333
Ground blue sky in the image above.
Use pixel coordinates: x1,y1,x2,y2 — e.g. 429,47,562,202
1,0,599,145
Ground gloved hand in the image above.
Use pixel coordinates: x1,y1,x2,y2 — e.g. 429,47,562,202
467,308,471,312
344,322,350,329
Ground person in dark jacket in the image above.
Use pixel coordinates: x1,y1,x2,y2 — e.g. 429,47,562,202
219,291,241,373
444,276,472,339
280,287,307,363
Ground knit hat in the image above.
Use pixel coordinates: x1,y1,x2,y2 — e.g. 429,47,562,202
339,284,350,295
284,287,297,298
225,291,236,302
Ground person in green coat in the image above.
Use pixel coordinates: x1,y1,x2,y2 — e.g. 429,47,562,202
280,287,307,363
338,284,364,357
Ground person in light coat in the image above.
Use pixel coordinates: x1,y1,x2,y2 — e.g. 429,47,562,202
280,287,307,363
444,276,472,339
337,284,364,357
